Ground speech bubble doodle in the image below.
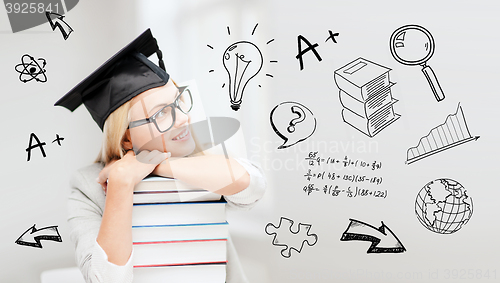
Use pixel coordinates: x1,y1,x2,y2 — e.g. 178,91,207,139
270,101,316,149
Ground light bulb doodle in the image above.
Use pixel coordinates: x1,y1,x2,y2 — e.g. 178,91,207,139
207,23,277,110
270,101,317,149
223,41,263,111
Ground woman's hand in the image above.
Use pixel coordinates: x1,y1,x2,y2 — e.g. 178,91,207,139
97,150,170,193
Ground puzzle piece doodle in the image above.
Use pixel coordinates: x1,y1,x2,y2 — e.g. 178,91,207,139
265,217,318,258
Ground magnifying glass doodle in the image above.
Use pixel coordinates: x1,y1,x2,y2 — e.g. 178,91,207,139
390,25,445,101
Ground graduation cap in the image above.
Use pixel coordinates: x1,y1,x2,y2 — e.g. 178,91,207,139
54,29,169,130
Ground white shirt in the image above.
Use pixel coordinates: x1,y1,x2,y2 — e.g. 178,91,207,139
67,158,266,283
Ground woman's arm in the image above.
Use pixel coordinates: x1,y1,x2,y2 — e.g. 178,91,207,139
96,176,135,265
96,150,168,265
68,166,134,283
153,155,250,195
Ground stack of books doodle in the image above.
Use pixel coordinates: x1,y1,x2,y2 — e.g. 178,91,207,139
334,57,400,137
131,176,227,283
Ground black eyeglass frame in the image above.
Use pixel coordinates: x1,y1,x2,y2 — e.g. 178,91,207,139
128,86,193,133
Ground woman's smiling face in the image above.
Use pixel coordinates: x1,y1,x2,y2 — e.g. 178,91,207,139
127,79,196,157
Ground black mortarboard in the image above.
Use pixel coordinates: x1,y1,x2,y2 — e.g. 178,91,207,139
55,29,169,130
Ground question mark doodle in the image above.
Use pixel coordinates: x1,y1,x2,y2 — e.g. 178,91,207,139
287,106,306,133
270,101,317,149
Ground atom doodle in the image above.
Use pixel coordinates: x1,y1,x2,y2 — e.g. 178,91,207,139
15,54,47,83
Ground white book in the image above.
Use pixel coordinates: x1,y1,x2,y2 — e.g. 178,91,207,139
132,222,229,243
132,239,227,267
334,57,392,101
339,84,395,118
341,103,400,137
134,176,221,204
132,201,226,226
133,263,227,283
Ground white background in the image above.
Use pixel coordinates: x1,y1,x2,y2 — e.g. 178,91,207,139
0,0,499,282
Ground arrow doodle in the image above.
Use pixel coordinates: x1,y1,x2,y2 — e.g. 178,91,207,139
45,12,74,40
340,219,406,253
15,224,62,248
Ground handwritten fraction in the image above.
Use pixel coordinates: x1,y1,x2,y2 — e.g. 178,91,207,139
302,151,387,198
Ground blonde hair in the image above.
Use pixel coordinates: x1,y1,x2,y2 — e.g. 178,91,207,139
95,83,204,165
94,100,132,164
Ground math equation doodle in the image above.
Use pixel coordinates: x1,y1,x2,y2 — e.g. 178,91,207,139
406,103,479,164
270,102,317,149
340,219,406,254
302,152,387,199
415,178,473,234
265,217,318,258
334,58,400,137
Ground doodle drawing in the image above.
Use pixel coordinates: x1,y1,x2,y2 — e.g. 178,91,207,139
270,101,317,149
295,30,340,70
340,219,406,253
223,41,263,111
406,103,479,164
415,178,473,234
390,24,445,101
265,217,318,258
46,12,74,40
15,224,62,248
208,24,276,110
334,57,400,137
15,54,47,83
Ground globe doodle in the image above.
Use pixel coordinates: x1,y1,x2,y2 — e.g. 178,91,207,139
415,178,473,234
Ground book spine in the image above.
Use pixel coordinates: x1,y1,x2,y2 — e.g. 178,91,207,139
342,108,372,137
132,222,229,243
334,72,365,101
342,102,398,137
132,239,227,267
132,202,226,226
133,191,221,204
340,82,394,118
339,90,367,117
133,263,227,283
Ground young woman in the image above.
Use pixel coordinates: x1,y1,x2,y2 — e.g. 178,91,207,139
59,29,265,282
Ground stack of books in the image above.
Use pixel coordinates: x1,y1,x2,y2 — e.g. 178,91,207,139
334,57,400,137
131,176,228,283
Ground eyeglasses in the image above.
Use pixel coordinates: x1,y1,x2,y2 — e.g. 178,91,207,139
128,86,193,133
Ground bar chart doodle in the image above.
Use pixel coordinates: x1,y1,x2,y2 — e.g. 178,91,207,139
406,103,479,164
